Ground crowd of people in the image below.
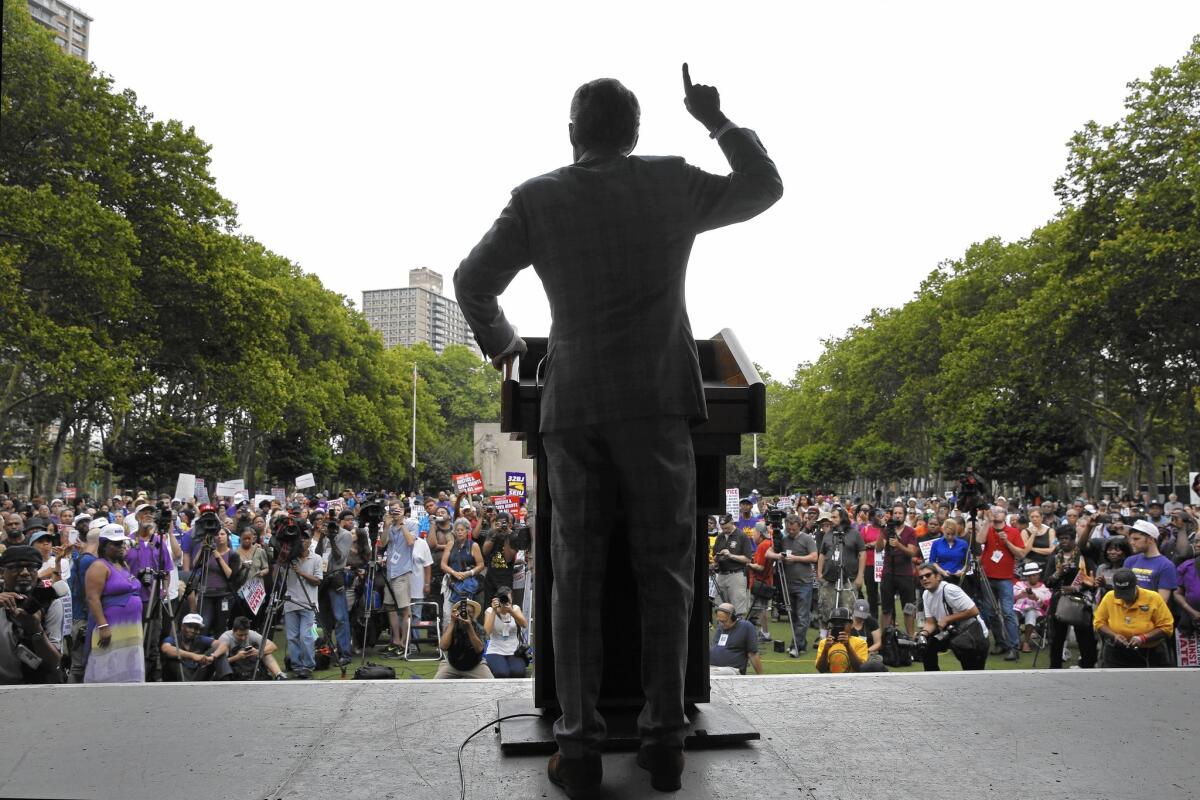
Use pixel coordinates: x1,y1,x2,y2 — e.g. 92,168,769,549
3,483,1197,684
0,488,530,683
706,489,1198,673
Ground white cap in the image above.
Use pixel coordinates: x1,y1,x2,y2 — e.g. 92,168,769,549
99,523,130,542
1084,504,1097,514
1130,519,1160,539
73,513,93,525
89,517,108,531
182,613,205,626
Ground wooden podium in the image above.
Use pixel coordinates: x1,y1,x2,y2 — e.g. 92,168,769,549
497,329,764,752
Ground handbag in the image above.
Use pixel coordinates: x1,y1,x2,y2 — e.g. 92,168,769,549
354,663,396,680
750,580,775,601
450,575,479,601
1054,593,1091,626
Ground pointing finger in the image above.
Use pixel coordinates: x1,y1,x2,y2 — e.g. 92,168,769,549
682,62,692,92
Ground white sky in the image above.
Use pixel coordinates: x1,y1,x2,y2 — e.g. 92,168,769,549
83,1,1200,380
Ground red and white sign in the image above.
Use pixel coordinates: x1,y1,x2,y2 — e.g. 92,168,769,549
491,495,522,515
239,576,267,616
1178,632,1199,667
454,471,484,495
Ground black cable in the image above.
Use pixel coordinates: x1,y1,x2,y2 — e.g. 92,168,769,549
456,712,542,800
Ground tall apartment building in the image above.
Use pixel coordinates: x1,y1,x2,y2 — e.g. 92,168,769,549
27,0,91,60
362,268,481,356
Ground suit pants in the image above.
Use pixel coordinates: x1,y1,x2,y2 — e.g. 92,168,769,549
544,416,695,758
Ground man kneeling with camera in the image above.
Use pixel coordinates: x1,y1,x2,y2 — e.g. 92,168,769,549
915,563,988,671
218,616,286,680
434,599,493,679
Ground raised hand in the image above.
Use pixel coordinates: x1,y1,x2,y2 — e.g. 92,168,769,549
682,62,725,130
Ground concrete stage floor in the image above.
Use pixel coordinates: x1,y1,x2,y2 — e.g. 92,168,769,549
2,670,1197,800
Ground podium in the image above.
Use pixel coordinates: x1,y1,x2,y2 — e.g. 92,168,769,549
496,329,765,752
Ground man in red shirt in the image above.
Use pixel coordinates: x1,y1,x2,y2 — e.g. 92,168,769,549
974,506,1023,660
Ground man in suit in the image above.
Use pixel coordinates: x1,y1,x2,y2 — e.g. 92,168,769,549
455,65,782,798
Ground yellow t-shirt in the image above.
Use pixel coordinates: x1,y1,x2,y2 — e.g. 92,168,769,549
1092,587,1174,640
815,635,870,673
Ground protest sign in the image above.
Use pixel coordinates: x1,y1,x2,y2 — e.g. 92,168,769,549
1191,472,1199,505
776,496,793,510
174,473,196,501
919,538,935,562
454,470,484,495
506,471,526,497
726,488,740,517
195,480,209,505
63,486,76,500
1178,631,1199,667
253,494,274,509
295,473,316,490
239,577,267,616
491,495,522,515
215,479,244,497
271,487,286,504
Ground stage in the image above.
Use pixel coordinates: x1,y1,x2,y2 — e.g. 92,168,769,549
2,671,1196,799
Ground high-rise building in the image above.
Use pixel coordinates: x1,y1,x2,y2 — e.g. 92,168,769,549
362,268,481,356
27,0,91,60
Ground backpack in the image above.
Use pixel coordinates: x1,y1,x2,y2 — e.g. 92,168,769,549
881,625,912,667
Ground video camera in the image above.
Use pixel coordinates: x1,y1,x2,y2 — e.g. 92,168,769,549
194,506,223,546
153,502,173,533
358,493,386,531
765,507,787,552
955,468,988,514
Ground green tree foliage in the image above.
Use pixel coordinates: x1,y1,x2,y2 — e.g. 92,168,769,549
759,37,1198,497
1,0,497,497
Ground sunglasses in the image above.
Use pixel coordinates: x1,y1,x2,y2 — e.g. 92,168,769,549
918,573,935,580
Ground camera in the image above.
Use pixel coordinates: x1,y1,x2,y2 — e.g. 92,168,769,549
457,602,471,621
496,587,512,606
13,580,68,617
153,503,174,532
194,509,222,545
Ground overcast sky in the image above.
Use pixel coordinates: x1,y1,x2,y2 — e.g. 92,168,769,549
83,1,1199,380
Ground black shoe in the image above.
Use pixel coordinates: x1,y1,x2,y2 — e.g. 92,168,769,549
547,751,602,800
1003,649,1019,661
293,668,312,679
337,656,352,667
991,644,1006,655
637,744,684,792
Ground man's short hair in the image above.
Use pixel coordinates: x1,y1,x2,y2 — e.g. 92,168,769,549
232,616,252,631
570,78,640,153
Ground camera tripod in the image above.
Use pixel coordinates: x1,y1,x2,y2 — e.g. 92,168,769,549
140,522,184,681
251,538,317,680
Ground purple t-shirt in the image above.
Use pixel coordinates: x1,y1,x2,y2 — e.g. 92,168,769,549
124,535,173,604
1177,558,1200,606
1124,553,1178,592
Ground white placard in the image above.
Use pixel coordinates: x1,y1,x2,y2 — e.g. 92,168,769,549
726,488,740,516
295,473,316,489
173,473,195,501
1190,472,1199,505
919,538,935,562
215,479,245,497
776,496,793,510
253,494,274,509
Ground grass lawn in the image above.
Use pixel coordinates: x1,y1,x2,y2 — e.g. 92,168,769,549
278,615,1060,681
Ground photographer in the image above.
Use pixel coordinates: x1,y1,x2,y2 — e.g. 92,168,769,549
875,503,919,637
218,616,285,680
915,563,988,670
713,514,753,617
0,546,64,683
435,598,493,679
378,507,416,659
814,606,868,674
815,508,865,641
480,510,519,608
974,506,1023,661
283,527,323,679
765,513,817,657
482,586,528,678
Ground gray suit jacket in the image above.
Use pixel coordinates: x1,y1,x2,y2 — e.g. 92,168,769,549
454,128,782,432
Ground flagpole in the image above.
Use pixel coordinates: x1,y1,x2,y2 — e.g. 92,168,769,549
410,362,418,493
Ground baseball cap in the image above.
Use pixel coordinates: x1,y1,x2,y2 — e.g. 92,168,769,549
89,517,108,531
1130,519,1160,539
829,606,852,624
182,613,205,626
98,523,130,542
1022,561,1043,575
133,503,154,517
23,517,48,533
739,498,753,506
28,530,53,545
852,599,871,619
1110,568,1138,601
73,513,93,525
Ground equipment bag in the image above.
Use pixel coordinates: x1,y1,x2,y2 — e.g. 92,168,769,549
354,662,396,680
881,626,912,667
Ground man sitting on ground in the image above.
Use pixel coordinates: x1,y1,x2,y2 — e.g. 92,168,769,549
161,613,232,681
709,602,762,675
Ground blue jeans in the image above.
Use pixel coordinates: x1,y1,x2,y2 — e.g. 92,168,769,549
329,587,351,656
978,578,1019,650
485,652,527,678
285,609,316,671
786,584,813,651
